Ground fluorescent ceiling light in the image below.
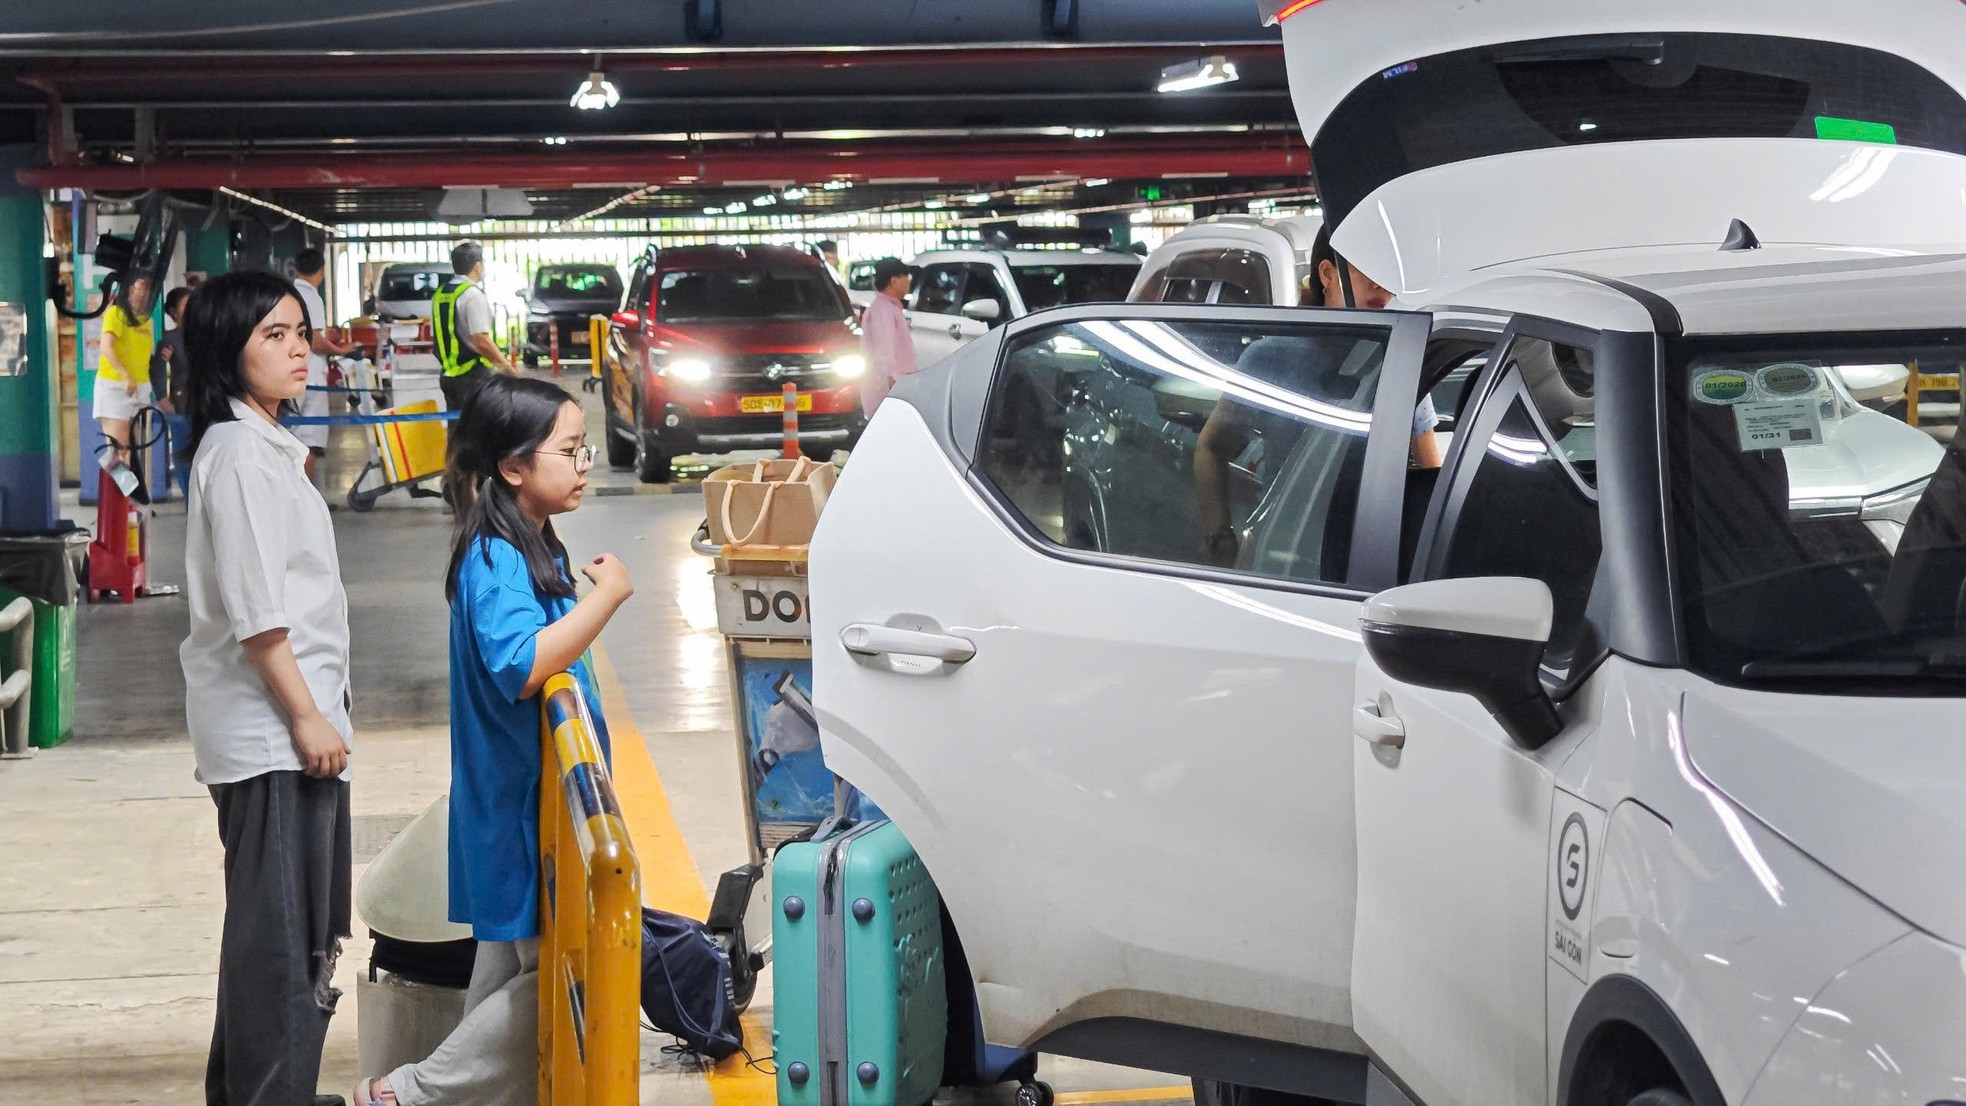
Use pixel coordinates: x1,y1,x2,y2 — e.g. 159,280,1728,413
703,206,722,215
543,136,568,146
1072,127,1107,139
1578,121,1599,132
754,194,778,206
964,193,993,203
724,202,748,214
782,186,810,201
1158,55,1239,94
924,198,946,209
1083,178,1112,187
570,70,620,110
823,179,854,191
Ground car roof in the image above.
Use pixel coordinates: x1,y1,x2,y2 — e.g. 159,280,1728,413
651,244,819,269
1414,245,1966,336
381,262,448,272
1158,214,1322,253
913,248,1140,267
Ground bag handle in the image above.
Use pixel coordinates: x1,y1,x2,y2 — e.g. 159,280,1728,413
720,481,781,547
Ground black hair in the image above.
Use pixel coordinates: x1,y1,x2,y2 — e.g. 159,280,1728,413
816,239,838,253
163,286,192,320
451,241,484,276
444,374,581,604
113,270,154,328
1309,223,1347,307
293,247,326,277
180,271,312,460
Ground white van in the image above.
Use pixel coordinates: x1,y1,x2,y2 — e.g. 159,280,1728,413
812,4,1966,1105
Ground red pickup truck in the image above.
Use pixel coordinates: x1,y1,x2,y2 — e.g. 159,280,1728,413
601,244,868,483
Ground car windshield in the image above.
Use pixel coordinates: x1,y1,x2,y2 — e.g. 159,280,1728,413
1012,263,1141,312
379,269,445,299
534,267,620,298
655,268,844,323
1667,333,1966,692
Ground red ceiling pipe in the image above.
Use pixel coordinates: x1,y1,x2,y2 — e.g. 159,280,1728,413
16,138,1308,191
20,43,1281,89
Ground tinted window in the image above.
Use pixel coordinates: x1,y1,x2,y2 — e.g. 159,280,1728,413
912,265,966,315
979,318,1394,587
533,266,621,297
1315,34,1966,227
655,268,845,323
1011,262,1141,312
846,262,878,291
1437,338,1601,679
379,269,446,298
1668,333,1966,693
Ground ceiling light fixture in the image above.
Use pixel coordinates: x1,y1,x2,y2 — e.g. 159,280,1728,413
724,201,747,214
924,199,946,209
1578,121,1599,132
570,59,620,110
1083,178,1112,187
782,186,810,201
964,193,993,204
1157,55,1239,94
823,179,854,191
1072,127,1107,139
543,136,568,146
753,194,778,207
703,206,722,215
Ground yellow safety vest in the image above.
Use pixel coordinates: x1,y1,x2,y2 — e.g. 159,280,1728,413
431,278,491,378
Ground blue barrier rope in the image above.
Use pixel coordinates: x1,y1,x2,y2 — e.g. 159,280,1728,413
280,411,459,427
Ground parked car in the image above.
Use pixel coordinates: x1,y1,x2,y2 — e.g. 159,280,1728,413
522,262,622,367
1129,213,1323,307
600,244,867,482
904,246,1140,366
844,259,882,320
813,6,1966,1106
368,262,450,321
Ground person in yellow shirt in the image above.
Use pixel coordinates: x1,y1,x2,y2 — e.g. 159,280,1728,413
96,274,156,465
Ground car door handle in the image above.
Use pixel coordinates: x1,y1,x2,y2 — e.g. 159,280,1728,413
1354,702,1406,749
842,624,977,664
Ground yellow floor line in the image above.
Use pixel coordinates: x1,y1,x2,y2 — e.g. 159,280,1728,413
1053,1089,1193,1106
592,644,778,1106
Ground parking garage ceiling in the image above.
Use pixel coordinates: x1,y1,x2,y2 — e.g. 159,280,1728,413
1,1,1310,226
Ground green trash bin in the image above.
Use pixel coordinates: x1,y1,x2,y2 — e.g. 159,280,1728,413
0,529,90,751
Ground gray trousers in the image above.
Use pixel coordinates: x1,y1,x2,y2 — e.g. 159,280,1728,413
207,771,353,1106
387,938,540,1106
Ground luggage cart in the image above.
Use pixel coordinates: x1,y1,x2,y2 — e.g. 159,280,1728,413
690,523,829,865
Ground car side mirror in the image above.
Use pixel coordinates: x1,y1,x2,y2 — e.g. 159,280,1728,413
961,298,1002,322
1360,577,1562,748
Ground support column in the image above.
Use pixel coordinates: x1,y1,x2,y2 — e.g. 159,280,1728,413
0,149,62,532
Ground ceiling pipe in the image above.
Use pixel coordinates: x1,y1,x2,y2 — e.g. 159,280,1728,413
17,43,1281,88
16,136,1308,191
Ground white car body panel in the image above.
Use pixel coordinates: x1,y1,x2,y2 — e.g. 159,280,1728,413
906,249,1142,367
811,398,1368,1054
1552,663,1920,1102
1278,0,1966,159
1333,141,1966,299
1745,931,1966,1103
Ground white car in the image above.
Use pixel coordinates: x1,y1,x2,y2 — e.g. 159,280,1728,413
368,262,450,321
812,3,1966,1106
1129,213,1323,307
905,247,1141,366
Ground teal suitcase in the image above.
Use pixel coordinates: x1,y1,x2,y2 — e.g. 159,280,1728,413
774,820,949,1106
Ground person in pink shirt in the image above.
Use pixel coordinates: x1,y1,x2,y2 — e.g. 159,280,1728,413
859,258,919,417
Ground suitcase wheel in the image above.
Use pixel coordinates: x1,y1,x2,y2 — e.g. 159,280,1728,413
1016,1082,1055,1106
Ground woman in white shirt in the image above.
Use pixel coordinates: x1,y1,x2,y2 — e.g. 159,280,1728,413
179,271,354,1104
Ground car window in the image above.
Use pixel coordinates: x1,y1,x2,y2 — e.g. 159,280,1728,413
846,262,878,292
1668,333,1966,693
1157,249,1277,306
977,318,1397,588
655,267,844,323
1434,336,1602,681
379,268,446,299
912,264,966,315
534,267,620,297
1011,263,1140,312
963,263,1013,324
626,264,652,313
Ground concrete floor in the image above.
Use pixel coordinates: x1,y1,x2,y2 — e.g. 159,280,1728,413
0,377,1186,1105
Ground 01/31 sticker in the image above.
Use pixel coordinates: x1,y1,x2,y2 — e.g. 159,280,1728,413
1735,399,1823,451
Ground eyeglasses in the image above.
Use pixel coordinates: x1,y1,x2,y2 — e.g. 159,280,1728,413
536,444,598,472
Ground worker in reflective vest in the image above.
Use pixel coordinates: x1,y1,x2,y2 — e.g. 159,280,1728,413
432,241,515,415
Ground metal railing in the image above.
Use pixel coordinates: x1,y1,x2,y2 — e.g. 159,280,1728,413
0,597,33,759
538,672,642,1105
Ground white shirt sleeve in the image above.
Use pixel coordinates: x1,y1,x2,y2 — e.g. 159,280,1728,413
459,286,494,338
1412,394,1440,437
202,460,294,642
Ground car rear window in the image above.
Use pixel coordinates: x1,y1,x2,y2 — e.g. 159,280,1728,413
379,269,446,298
1012,262,1142,312
1313,33,1966,228
535,267,621,297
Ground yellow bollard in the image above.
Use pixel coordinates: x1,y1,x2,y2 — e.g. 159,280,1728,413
538,672,642,1105
590,315,608,385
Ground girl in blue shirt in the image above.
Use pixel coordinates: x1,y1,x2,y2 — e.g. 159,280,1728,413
358,375,631,1106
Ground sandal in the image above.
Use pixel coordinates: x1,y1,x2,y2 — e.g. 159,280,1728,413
353,1077,398,1106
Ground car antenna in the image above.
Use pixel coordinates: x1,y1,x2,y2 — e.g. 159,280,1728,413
1720,218,1761,252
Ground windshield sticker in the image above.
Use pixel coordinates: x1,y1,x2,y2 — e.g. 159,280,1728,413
1816,116,1899,145
1736,399,1824,451
1757,362,1820,398
1691,369,1752,405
